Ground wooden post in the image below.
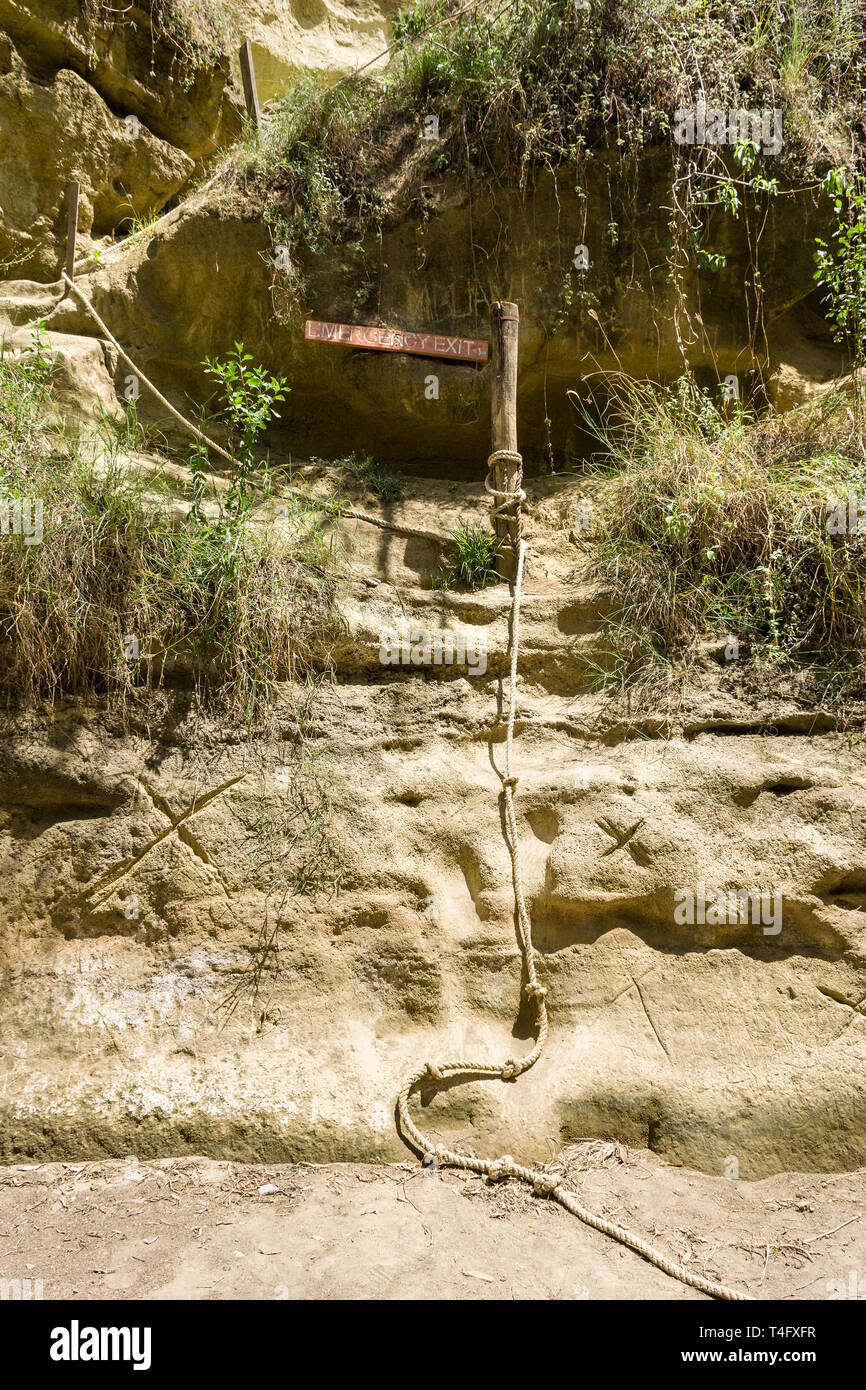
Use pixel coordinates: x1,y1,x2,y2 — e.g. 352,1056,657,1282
239,41,261,128
64,180,79,291
490,300,520,579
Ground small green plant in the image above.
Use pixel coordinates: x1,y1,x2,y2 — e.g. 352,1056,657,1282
336,451,405,502
186,438,210,523
814,167,866,368
20,319,55,387
434,520,500,591
392,2,428,46
117,202,161,245
0,248,34,277
204,344,287,474
733,138,758,174
203,344,288,567
693,238,727,273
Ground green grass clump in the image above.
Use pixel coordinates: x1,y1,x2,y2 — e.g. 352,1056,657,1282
434,520,500,590
336,451,406,501
81,0,231,75
0,343,335,721
231,0,865,311
585,375,866,685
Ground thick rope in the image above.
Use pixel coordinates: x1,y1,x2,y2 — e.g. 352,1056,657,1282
485,448,526,544
337,507,447,545
62,272,235,464
396,453,749,1302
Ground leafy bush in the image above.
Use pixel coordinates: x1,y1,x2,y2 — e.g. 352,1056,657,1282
583,375,866,684
0,341,332,721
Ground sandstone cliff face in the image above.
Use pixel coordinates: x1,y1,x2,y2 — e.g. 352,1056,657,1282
0,472,864,1180
221,0,401,102
0,0,402,282
3,154,844,471
0,2,863,1187
0,0,240,278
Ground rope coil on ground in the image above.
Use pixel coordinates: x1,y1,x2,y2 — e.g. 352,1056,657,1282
397,451,749,1302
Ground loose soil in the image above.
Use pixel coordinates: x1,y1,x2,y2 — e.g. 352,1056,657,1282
1,1143,863,1300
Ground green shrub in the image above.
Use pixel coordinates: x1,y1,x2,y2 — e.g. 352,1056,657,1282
232,0,865,314
583,375,866,684
0,343,333,721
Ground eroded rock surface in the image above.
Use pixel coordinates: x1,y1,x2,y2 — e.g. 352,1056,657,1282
1,475,864,1179
0,0,862,1189
10,149,842,468
222,0,401,101
0,0,239,278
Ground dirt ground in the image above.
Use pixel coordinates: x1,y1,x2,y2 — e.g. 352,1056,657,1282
0,1142,863,1301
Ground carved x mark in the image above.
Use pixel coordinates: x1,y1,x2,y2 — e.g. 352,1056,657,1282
57,774,246,916
596,816,651,866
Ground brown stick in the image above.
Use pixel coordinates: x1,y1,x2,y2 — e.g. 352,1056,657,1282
64,180,80,292
490,300,520,579
239,41,261,128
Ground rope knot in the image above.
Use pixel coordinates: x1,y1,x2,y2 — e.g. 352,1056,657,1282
425,1062,445,1082
524,982,548,1003
502,775,519,791
500,1058,520,1080
487,1155,515,1183
532,1173,560,1197
484,456,526,533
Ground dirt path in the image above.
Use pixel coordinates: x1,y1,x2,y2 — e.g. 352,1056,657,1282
1,1143,863,1301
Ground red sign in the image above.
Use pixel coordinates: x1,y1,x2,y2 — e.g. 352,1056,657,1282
305,319,488,362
